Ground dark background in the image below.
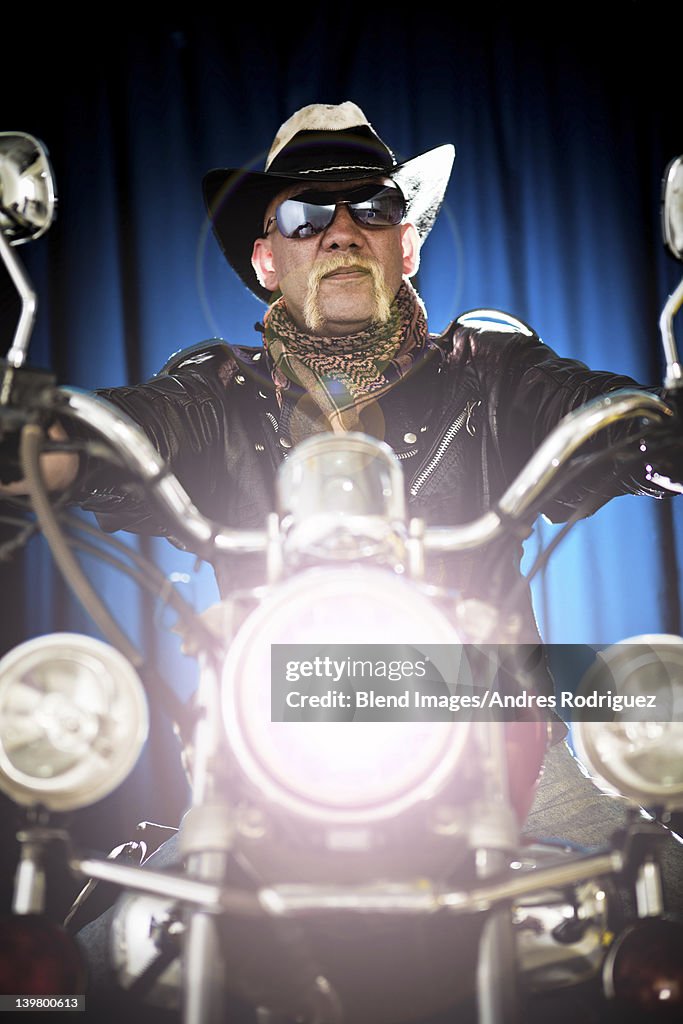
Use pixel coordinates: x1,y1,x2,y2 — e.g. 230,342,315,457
1,2,681,918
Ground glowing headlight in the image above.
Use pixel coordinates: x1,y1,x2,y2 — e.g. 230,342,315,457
222,566,468,825
572,635,683,809
0,633,149,811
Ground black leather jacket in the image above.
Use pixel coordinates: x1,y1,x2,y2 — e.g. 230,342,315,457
79,311,666,644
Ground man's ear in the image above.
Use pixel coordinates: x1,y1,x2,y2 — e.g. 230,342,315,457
251,238,279,292
400,223,421,277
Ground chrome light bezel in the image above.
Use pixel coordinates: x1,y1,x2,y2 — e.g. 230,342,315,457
0,633,149,811
572,634,683,809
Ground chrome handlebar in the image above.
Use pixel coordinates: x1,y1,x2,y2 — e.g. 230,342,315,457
57,384,674,558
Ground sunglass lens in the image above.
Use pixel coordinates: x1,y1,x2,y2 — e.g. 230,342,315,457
276,200,335,238
351,188,406,227
274,186,406,238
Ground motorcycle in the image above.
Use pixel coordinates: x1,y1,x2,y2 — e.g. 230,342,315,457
0,131,682,1024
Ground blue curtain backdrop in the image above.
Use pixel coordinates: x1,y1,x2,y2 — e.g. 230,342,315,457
1,3,681,901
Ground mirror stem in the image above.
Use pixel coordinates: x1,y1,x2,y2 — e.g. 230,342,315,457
660,275,683,389
0,230,37,370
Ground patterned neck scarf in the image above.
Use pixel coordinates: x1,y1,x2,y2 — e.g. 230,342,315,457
263,279,428,437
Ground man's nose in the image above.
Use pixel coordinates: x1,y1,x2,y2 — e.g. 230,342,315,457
322,204,365,250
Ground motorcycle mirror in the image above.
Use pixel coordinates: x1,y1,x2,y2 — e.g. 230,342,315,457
662,155,683,262
0,132,56,244
0,133,57,370
659,156,683,389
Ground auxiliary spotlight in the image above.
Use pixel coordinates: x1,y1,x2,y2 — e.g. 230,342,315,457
0,633,149,812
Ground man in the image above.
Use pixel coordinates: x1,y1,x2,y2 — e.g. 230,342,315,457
2,101,683,1019
64,102,674,635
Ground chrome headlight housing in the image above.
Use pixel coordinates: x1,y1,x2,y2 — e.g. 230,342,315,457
276,432,408,568
572,635,683,809
0,633,149,812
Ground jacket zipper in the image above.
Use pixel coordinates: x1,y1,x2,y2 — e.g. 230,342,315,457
409,400,479,497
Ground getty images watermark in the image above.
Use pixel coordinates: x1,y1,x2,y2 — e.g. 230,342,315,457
270,643,683,722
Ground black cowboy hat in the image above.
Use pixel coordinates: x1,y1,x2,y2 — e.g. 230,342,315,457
202,101,456,303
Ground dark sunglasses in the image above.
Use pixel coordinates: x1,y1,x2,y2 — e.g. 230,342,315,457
263,183,406,239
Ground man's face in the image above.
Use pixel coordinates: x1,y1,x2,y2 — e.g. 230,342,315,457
251,179,420,337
